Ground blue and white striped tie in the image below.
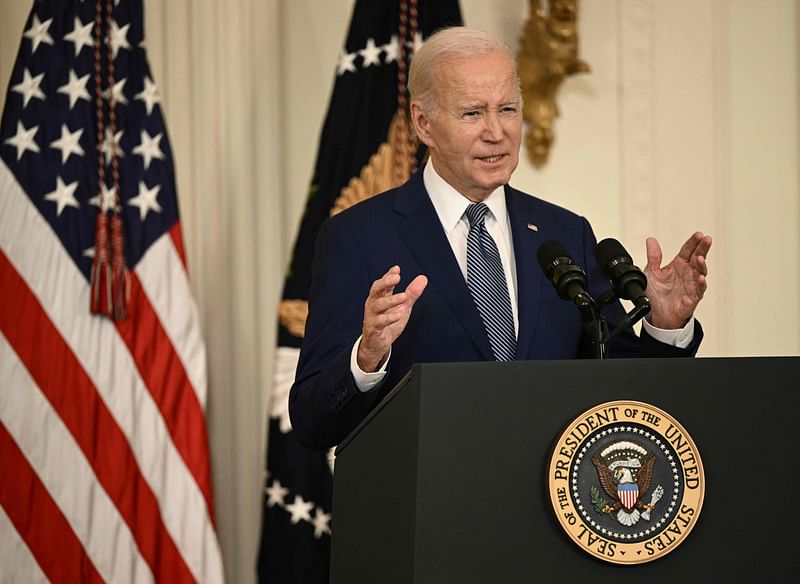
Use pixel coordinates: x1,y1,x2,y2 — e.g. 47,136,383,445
465,203,517,361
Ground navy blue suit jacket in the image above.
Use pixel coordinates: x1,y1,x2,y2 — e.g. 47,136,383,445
289,172,702,450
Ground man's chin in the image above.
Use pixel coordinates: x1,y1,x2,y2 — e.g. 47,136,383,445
476,171,513,191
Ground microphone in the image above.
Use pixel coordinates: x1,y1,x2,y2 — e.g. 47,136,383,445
594,238,649,305
537,240,591,304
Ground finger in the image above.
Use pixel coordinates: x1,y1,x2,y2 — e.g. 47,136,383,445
369,266,402,298
694,234,712,259
372,291,408,313
644,237,663,272
404,275,428,304
677,232,705,261
368,309,407,329
694,254,708,277
696,274,708,298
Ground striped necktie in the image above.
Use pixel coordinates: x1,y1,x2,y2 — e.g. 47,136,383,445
465,202,517,361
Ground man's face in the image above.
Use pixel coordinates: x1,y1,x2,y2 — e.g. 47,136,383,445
412,49,523,202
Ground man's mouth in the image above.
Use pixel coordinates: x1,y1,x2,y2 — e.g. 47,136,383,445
479,155,504,163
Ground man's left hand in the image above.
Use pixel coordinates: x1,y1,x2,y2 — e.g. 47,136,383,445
644,232,712,330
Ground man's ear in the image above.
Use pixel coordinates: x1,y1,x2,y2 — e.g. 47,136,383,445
410,101,434,148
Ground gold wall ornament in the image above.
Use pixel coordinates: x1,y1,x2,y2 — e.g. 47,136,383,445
517,0,590,168
281,112,416,339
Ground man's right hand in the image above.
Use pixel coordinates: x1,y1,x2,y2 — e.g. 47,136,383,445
357,265,428,373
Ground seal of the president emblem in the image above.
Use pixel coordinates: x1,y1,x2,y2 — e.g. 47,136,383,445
548,401,704,564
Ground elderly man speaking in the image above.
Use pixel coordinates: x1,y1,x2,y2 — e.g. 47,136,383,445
289,27,712,451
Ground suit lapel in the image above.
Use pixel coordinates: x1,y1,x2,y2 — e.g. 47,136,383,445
506,187,544,359
394,174,495,361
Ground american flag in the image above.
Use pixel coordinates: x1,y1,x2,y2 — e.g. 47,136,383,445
0,1,224,582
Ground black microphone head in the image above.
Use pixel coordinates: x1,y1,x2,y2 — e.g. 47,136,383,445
595,238,631,276
537,240,589,302
537,240,573,275
595,238,648,302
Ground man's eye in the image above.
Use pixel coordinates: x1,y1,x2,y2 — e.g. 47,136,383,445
463,111,480,118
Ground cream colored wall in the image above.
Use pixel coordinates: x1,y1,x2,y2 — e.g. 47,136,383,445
1,1,798,582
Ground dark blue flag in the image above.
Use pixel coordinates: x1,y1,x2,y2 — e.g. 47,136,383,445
257,1,462,582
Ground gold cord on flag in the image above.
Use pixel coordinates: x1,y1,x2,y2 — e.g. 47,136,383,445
90,0,130,320
395,0,418,180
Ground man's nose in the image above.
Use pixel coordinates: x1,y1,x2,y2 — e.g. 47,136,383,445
482,112,503,141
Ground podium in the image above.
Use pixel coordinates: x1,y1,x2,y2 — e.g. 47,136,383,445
330,357,800,583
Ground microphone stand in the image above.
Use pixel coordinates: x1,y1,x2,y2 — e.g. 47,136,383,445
574,291,653,359
574,292,609,360
596,290,653,345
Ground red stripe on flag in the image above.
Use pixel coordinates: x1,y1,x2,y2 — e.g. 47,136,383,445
116,270,215,520
169,221,188,271
0,422,104,584
0,250,195,583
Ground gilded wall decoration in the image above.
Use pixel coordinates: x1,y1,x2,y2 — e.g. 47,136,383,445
517,0,590,168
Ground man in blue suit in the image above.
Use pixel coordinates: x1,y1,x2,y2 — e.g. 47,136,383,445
289,27,712,451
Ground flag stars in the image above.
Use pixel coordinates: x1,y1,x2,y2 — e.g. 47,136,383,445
285,495,314,525
133,130,164,170
44,176,80,216
63,16,93,56
12,68,45,108
311,508,332,539
337,49,357,76
128,181,162,220
50,124,85,164
90,182,117,213
383,35,399,63
135,77,160,115
265,480,289,508
58,70,91,110
100,128,124,165
24,15,54,54
359,38,382,67
108,20,131,58
4,121,40,160
407,31,424,54
105,78,129,106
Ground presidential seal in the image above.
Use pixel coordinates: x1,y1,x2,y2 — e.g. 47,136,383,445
547,401,704,564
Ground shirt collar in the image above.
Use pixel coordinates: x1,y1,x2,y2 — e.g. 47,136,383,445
423,160,508,232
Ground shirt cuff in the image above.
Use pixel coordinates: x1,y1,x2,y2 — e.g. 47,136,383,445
350,335,389,392
642,316,695,349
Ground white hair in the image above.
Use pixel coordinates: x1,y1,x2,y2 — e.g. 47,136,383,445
408,26,519,118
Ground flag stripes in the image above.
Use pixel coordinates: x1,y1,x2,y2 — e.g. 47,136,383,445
0,334,154,583
0,248,194,582
136,233,207,408
115,272,214,512
0,422,106,584
1,153,222,582
0,505,49,584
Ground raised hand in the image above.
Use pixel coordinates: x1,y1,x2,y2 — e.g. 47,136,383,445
357,266,428,372
644,232,712,330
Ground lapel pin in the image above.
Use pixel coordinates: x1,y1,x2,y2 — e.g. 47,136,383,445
527,223,539,232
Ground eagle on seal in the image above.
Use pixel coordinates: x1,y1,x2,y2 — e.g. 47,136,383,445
592,445,657,527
